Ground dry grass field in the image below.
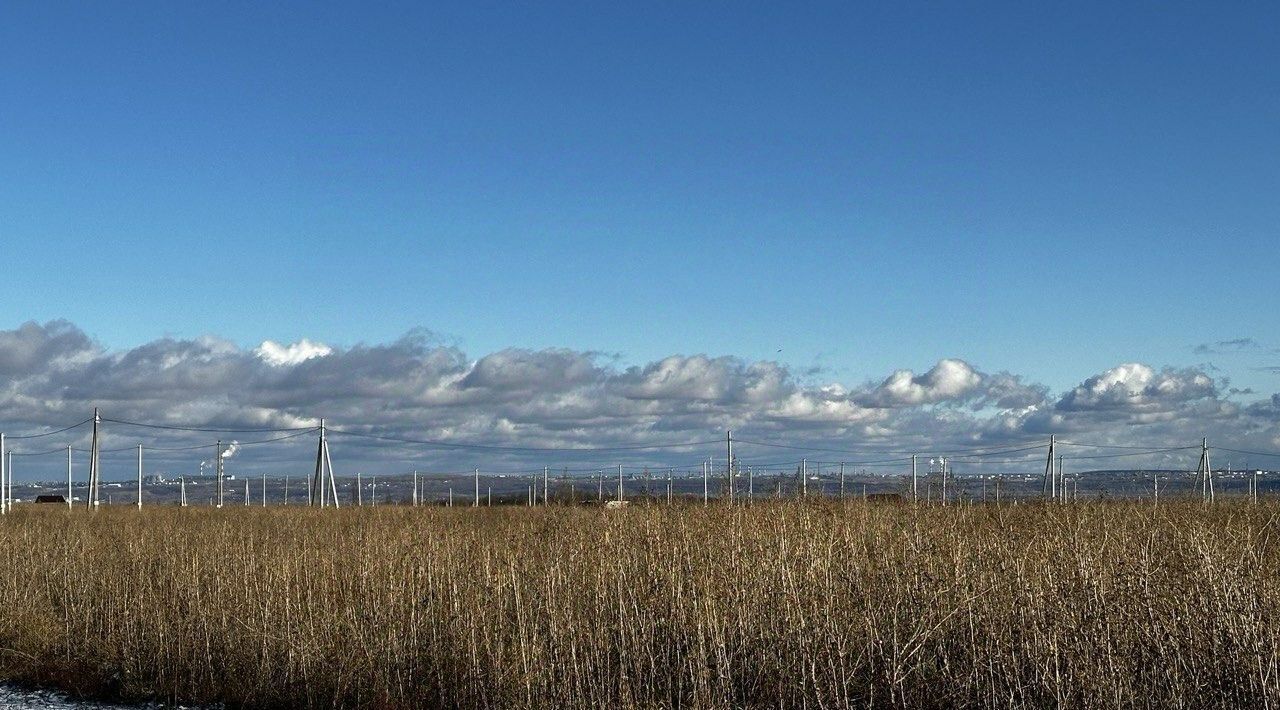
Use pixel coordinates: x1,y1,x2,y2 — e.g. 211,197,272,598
0,500,1277,708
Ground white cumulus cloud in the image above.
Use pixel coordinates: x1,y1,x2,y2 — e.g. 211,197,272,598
255,339,334,367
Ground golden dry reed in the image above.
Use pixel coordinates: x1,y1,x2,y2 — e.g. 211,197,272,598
0,501,1278,708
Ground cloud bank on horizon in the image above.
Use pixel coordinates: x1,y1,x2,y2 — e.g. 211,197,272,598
0,320,1277,475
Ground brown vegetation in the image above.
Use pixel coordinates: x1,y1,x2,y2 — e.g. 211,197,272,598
0,501,1277,708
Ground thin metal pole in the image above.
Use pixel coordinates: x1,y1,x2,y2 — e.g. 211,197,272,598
372,475,377,506
216,439,224,508
748,465,753,502
1,433,6,516
137,443,143,510
617,464,624,503
726,430,734,504
543,466,549,506
801,458,807,498
357,472,363,506
413,470,419,507
839,462,846,500
475,468,480,507
912,454,918,504
702,460,708,505
67,444,72,510
262,472,267,507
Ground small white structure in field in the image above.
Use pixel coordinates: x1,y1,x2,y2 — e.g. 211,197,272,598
604,500,630,510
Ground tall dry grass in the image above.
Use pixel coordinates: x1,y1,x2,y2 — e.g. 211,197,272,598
0,501,1277,708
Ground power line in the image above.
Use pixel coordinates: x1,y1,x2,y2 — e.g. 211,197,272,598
101,418,315,434
6,418,93,439
325,427,721,453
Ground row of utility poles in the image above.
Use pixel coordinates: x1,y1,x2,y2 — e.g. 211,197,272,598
0,414,1252,511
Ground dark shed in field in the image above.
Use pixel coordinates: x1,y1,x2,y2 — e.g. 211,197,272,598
35,495,65,504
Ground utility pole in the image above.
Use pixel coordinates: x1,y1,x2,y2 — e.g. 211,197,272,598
801,458,808,498
1,433,6,516
597,470,603,503
1041,435,1056,501
617,464,624,503
216,439,224,508
2,448,9,512
940,457,948,506
244,479,249,506
475,468,481,507
137,443,143,510
702,460,708,505
1057,455,1064,503
912,454,918,504
262,472,267,507
86,407,101,510
543,466,549,506
1194,437,1215,504
180,476,187,507
726,430,734,504
412,470,419,507
309,419,339,509
839,462,846,500
666,469,672,504
66,444,72,510
357,472,363,506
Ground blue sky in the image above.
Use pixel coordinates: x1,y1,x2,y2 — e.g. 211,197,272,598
2,1,1278,398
